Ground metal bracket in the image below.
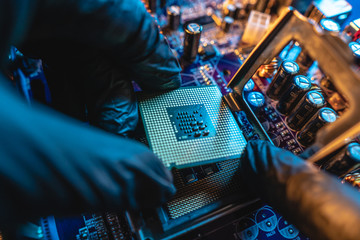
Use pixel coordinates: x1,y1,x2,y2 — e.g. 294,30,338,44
228,8,360,163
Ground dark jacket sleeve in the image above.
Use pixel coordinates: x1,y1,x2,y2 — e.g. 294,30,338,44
22,0,181,91
241,140,360,240
0,77,175,227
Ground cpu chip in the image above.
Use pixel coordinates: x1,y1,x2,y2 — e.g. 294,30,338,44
138,86,247,168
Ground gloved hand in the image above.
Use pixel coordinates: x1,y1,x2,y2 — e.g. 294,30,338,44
241,140,360,240
0,79,176,228
0,0,179,228
20,0,182,136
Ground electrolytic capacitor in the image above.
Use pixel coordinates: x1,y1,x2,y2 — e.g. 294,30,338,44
244,79,255,92
225,4,236,18
266,60,299,100
320,19,341,33
183,23,203,62
323,142,360,176
349,42,360,65
222,16,234,33
286,90,325,131
167,5,181,31
247,91,265,113
276,75,311,115
297,107,337,147
234,3,245,20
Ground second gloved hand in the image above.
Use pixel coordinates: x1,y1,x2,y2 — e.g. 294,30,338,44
241,140,360,240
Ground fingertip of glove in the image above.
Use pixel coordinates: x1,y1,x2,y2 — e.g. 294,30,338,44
169,184,177,195
246,139,269,154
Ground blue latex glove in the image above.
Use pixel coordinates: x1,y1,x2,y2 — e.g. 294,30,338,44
241,140,360,240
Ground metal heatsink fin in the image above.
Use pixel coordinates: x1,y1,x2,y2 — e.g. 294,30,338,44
138,86,247,168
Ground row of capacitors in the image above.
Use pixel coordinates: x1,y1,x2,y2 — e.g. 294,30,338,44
246,60,338,147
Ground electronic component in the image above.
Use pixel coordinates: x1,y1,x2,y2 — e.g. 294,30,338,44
255,207,277,232
244,79,255,92
266,60,299,100
349,41,360,64
277,217,300,239
247,91,265,110
200,43,217,60
286,90,325,131
323,142,360,176
167,5,181,31
183,15,215,30
320,18,341,33
41,212,132,240
305,0,352,25
297,20,341,72
276,75,311,115
183,23,203,62
257,58,279,78
225,4,236,18
234,2,245,20
234,111,260,140
342,18,360,42
297,107,338,147
236,218,259,240
241,11,271,46
222,16,234,33
254,0,272,13
137,86,246,168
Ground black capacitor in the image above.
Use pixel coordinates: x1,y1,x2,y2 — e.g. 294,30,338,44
234,3,245,20
183,23,203,62
286,90,325,131
323,142,360,176
349,42,360,65
297,107,337,147
167,5,181,31
276,75,311,115
266,60,299,100
225,4,236,18
222,16,234,33
247,91,265,113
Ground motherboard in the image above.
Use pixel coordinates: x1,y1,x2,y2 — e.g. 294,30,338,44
20,0,360,240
